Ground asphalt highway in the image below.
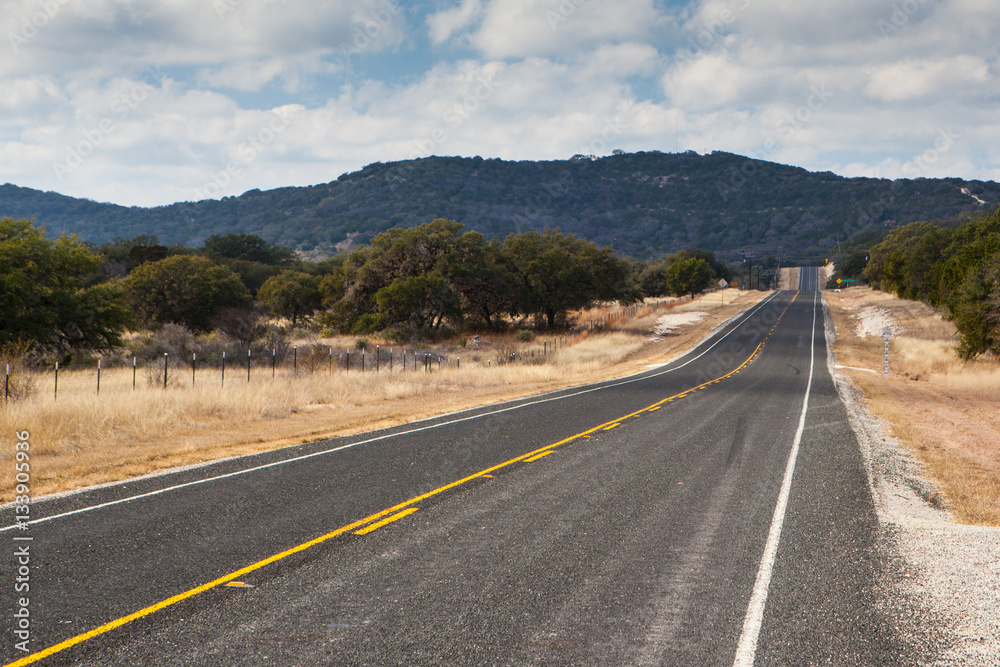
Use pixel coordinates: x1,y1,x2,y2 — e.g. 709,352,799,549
3,268,929,665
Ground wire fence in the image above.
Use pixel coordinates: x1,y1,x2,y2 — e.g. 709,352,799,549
3,339,578,403
2,294,712,404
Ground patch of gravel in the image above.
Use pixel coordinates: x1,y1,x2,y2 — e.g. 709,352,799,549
649,312,708,340
852,305,906,339
823,296,1000,665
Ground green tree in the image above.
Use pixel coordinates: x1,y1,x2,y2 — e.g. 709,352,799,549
827,250,870,288
668,249,731,282
447,238,519,331
0,218,131,354
865,221,952,300
665,256,714,298
335,219,483,333
124,255,251,331
202,233,294,265
257,270,322,325
501,228,637,328
953,251,1000,360
374,272,461,333
225,260,283,297
933,209,1000,308
635,259,669,297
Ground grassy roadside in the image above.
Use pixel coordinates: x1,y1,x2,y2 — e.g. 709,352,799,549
1,290,766,502
825,287,1000,526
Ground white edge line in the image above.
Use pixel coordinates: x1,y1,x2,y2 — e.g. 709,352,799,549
732,289,817,666
2,292,783,533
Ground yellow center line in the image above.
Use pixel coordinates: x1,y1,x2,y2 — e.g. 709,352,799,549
603,423,621,430
354,508,420,535
525,451,556,462
6,292,802,667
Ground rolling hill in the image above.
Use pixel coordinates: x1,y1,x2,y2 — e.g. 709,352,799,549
3,151,998,261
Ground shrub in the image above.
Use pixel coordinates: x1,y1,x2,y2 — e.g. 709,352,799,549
0,342,37,402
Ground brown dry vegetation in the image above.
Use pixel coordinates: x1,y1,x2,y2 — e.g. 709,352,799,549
1,290,765,501
826,287,1000,525
778,267,800,290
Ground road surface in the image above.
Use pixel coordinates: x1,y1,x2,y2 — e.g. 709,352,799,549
3,268,928,665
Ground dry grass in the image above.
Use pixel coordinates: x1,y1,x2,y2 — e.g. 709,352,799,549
1,290,767,501
827,287,1000,525
778,267,800,290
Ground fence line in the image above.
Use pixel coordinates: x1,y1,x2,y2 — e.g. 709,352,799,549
3,294,716,404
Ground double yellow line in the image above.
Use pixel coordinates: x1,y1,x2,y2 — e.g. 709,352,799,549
6,292,799,667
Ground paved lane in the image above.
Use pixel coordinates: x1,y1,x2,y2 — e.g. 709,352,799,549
3,283,926,665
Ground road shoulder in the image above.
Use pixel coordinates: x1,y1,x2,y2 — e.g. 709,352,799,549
822,294,1000,665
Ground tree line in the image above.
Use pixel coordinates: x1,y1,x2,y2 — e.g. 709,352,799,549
0,217,732,363
864,207,1000,359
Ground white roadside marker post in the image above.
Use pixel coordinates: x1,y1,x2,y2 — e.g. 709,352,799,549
883,327,892,377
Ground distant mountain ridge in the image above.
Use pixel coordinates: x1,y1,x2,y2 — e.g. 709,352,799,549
3,151,998,260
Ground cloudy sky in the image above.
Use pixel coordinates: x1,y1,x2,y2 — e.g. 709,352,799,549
1,0,997,207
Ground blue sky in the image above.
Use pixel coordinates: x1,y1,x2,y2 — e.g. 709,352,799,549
1,0,997,207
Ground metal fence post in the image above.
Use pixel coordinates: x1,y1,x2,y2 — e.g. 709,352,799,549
163,353,169,389
54,362,58,400
97,360,101,396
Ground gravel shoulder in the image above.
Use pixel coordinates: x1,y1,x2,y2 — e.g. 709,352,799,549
823,295,1000,665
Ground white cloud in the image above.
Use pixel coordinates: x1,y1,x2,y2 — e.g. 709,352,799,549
1,0,999,209
663,51,757,110
427,0,482,45
1,0,407,78
428,0,668,60
864,56,991,102
582,42,663,79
